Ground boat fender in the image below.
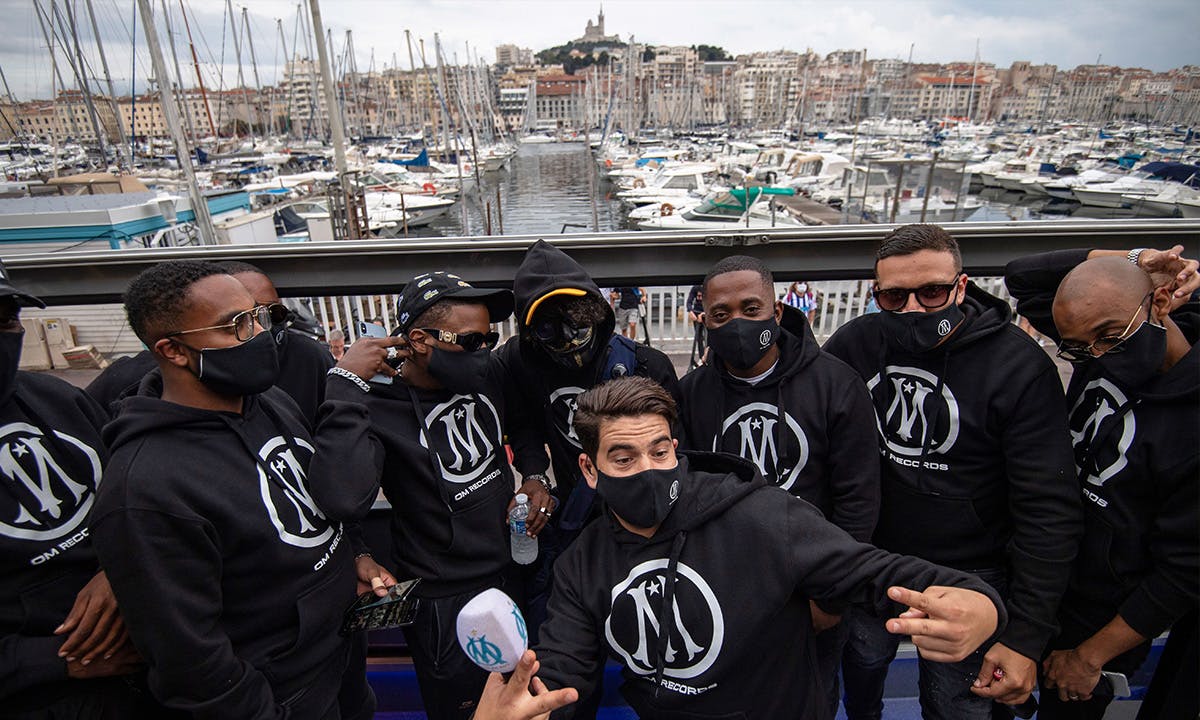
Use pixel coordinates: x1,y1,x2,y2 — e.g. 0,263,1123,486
605,158,613,168
660,202,674,216
422,182,437,193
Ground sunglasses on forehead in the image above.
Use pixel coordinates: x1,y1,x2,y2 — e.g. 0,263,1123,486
872,275,962,312
416,328,500,352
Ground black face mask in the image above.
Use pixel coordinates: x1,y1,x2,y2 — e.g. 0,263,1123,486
269,321,288,349
180,330,280,397
877,300,965,355
1095,321,1167,390
706,316,780,370
0,331,23,403
544,329,602,369
428,345,492,394
594,455,684,528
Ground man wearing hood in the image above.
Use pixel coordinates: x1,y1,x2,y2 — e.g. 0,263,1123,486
85,260,333,424
0,261,152,717
307,271,521,720
677,254,879,715
823,224,1082,719
495,239,680,638
534,375,1008,720
1005,246,1199,720
91,260,399,719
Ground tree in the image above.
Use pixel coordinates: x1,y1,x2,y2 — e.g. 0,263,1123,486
692,45,732,62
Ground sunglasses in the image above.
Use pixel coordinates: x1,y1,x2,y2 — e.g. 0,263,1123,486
872,275,962,312
168,305,272,343
418,328,500,352
532,319,594,352
265,303,292,326
1056,292,1151,364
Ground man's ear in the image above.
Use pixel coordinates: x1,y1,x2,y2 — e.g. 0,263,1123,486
1150,285,1174,324
154,338,191,368
774,299,784,322
578,453,598,490
672,438,679,450
406,330,432,357
955,274,970,305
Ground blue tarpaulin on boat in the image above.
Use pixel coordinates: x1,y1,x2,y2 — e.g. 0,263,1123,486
1138,161,1200,187
385,149,429,166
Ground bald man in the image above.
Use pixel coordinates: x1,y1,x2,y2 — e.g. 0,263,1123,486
1006,247,1199,720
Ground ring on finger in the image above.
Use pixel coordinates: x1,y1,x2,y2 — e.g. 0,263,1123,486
538,506,547,514
386,346,399,361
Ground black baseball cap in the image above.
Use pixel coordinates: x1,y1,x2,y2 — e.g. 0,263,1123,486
0,260,46,309
395,271,513,332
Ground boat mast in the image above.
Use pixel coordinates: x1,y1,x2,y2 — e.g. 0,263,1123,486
241,9,267,138
84,0,131,167
57,0,111,166
967,38,979,124
158,0,196,146
226,0,254,145
32,0,84,143
135,0,216,244
178,0,216,136
306,0,349,176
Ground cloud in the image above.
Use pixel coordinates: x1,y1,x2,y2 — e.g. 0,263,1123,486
2,0,1196,101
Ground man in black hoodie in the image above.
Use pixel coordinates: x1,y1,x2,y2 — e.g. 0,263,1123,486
495,239,680,639
1005,247,1199,719
0,262,151,718
534,375,1008,720
677,254,879,714
85,261,333,424
309,271,520,720
822,224,1082,719
91,260,397,719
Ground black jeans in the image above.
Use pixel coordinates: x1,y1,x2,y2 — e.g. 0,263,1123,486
402,585,497,720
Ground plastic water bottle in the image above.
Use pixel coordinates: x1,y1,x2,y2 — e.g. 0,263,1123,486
509,493,538,565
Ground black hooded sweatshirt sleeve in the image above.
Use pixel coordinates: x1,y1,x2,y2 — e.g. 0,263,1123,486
1,373,108,701
535,453,1005,720
91,385,356,720
1003,248,1092,341
823,286,1082,660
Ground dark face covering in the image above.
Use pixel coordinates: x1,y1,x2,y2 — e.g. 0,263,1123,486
706,317,780,370
593,455,685,528
428,346,492,394
877,298,965,355
1095,320,1167,391
179,331,280,397
269,321,289,349
0,331,22,403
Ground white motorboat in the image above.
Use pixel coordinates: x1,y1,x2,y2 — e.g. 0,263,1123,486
636,187,805,230
1073,174,1167,208
617,164,717,206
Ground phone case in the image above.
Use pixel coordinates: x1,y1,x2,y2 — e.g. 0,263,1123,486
339,578,422,636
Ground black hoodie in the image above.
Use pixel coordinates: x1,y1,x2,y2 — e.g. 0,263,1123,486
678,306,879,542
1,373,107,704
496,240,681,502
535,451,1007,720
1006,249,1199,640
310,372,514,597
91,376,356,719
822,283,1082,661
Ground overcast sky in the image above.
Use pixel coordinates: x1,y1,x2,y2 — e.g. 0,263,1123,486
2,0,1197,100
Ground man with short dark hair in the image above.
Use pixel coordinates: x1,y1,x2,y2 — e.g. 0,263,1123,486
1005,246,1199,720
309,271,521,720
92,260,397,719
533,375,1008,720
0,261,152,718
86,260,333,424
677,254,879,714
823,223,1082,719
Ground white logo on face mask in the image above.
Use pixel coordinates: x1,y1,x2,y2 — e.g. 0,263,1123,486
669,480,679,502
606,559,724,680
421,394,503,483
866,366,960,457
549,386,586,449
937,319,952,336
0,423,100,542
715,403,810,491
257,436,335,548
1070,378,1136,487
758,329,772,348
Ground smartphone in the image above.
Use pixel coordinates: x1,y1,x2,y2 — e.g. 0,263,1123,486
358,321,393,385
339,578,422,635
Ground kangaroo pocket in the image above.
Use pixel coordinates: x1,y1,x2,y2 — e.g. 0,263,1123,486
262,555,354,691
17,568,93,636
1073,511,1146,609
444,481,510,573
874,480,1002,568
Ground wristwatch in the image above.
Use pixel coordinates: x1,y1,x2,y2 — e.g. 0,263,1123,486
1127,248,1148,267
